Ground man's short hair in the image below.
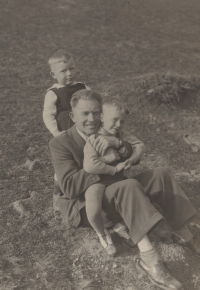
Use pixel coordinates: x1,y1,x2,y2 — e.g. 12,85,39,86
102,97,129,115
70,90,102,109
48,49,72,69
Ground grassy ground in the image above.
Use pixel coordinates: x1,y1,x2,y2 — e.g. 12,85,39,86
1,0,200,289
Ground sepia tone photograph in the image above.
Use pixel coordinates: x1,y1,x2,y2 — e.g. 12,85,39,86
1,0,200,289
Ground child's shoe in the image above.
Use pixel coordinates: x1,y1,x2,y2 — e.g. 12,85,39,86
97,229,117,257
113,222,135,248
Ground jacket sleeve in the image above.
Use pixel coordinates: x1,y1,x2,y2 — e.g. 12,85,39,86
49,137,101,199
83,141,116,175
120,131,146,164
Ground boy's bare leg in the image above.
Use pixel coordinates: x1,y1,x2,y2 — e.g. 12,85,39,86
85,184,106,236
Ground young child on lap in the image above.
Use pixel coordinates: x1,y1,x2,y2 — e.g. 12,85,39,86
83,98,146,256
43,49,90,136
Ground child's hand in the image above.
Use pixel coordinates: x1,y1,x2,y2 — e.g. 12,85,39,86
124,159,135,171
116,162,125,173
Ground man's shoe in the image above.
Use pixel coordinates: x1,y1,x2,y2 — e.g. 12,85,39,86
136,257,184,290
97,229,117,257
113,223,135,248
173,235,200,256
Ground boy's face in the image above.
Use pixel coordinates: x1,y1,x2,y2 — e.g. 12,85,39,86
101,106,127,135
50,58,76,86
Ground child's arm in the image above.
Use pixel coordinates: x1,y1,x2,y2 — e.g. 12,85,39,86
120,131,146,170
83,136,124,175
43,90,62,137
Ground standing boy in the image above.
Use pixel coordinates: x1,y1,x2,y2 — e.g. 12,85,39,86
43,49,90,136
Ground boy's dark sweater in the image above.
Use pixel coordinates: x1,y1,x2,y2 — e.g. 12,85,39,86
50,83,86,131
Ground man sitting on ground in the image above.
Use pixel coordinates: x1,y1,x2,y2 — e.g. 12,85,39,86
49,89,200,290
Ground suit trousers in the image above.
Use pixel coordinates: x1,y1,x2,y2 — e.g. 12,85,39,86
94,167,196,245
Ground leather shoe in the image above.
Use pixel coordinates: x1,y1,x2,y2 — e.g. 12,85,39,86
136,257,184,290
173,235,200,256
97,229,117,257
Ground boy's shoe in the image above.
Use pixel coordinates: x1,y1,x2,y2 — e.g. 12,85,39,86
113,223,135,248
172,235,200,256
136,257,184,290
97,229,117,257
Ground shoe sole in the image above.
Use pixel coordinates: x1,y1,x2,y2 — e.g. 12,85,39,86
136,258,184,290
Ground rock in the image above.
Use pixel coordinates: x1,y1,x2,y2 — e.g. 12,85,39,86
20,158,40,171
12,200,25,217
183,134,200,153
78,279,96,289
29,191,38,199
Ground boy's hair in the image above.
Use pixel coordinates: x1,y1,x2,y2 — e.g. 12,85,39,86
48,49,73,69
102,97,129,115
70,90,102,109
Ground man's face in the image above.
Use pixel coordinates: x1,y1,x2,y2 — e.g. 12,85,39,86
101,106,127,135
71,99,101,136
51,58,76,86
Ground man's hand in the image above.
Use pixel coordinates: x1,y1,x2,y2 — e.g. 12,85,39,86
88,135,119,156
115,162,125,173
124,158,136,171
99,148,120,164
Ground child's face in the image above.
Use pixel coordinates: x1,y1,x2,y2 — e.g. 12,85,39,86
50,58,76,86
101,106,127,135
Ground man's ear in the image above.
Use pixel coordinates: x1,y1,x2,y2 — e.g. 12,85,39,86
50,71,56,79
69,111,76,123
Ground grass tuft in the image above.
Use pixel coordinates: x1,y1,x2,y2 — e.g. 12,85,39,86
135,73,200,106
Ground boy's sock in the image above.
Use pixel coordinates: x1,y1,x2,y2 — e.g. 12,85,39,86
86,204,105,236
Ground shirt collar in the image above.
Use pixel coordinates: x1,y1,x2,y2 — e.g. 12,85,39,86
98,126,115,136
51,81,77,89
76,126,88,141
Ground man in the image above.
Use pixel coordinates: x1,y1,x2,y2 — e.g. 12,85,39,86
49,89,199,290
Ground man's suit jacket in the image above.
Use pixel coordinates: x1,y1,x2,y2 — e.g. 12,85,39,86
49,125,101,228
49,125,134,228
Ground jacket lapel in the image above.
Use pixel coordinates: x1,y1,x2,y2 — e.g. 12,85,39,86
70,125,86,149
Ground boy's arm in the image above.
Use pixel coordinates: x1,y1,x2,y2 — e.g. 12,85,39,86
83,137,117,176
120,130,146,164
43,90,61,137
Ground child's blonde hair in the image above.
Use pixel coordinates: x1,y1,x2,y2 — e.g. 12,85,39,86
48,49,73,69
102,97,129,115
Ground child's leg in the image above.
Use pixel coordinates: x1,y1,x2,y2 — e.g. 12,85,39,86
85,183,106,236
